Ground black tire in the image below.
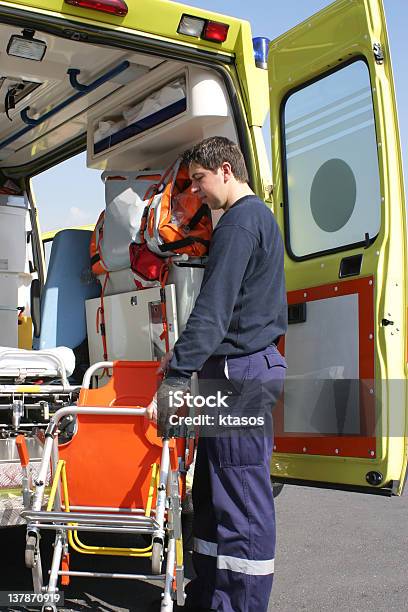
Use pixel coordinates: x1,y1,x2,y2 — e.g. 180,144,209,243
272,482,284,498
25,533,38,568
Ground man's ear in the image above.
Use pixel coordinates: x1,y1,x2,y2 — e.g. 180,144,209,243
221,161,233,183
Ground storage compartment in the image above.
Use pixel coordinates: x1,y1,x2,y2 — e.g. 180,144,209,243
87,64,237,170
93,78,187,155
0,273,19,347
0,202,29,273
86,284,178,364
0,200,32,348
0,272,31,347
96,257,205,328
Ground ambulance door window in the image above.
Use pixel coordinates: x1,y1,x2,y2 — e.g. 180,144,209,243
282,60,381,259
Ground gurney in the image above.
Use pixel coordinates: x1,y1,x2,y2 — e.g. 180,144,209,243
0,346,79,428
20,360,189,611
0,346,76,385
0,347,81,523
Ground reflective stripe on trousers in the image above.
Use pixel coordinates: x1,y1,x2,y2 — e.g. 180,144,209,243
186,346,286,612
194,537,275,575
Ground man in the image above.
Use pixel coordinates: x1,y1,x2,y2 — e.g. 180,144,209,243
152,136,287,611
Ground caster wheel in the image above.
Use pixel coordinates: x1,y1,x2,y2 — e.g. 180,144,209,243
151,540,164,574
25,533,39,568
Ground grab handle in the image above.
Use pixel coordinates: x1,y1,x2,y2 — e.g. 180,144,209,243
20,61,130,127
0,61,130,150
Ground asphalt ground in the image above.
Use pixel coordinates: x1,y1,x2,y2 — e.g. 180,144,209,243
1,484,407,611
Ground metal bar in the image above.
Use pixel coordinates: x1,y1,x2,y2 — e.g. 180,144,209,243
47,533,63,593
67,505,152,513
0,385,79,393
32,546,43,594
24,510,156,522
155,440,170,534
82,361,113,389
162,537,176,608
57,570,165,580
170,471,182,541
0,423,49,428
50,406,147,426
31,434,54,511
28,524,155,534
51,439,62,513
23,511,158,527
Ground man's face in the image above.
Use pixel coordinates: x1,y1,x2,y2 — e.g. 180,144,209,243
189,162,228,210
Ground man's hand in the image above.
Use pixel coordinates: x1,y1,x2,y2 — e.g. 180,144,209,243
146,393,158,422
158,350,174,374
156,376,190,436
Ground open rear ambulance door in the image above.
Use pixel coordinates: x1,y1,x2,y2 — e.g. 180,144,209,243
268,0,407,495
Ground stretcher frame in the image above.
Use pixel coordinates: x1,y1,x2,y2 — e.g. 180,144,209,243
21,361,186,612
0,348,73,388
0,351,80,508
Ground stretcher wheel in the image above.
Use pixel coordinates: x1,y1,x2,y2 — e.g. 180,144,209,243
25,533,39,568
152,540,164,574
160,600,173,611
42,606,57,612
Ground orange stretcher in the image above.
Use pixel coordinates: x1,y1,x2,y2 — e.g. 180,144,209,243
19,360,190,612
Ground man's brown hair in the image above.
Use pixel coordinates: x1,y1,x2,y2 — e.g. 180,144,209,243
183,136,249,183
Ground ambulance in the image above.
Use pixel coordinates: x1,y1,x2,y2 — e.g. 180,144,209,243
0,0,406,530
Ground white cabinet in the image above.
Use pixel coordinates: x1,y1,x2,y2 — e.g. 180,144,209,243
0,273,18,347
0,202,28,273
86,284,178,365
87,64,236,171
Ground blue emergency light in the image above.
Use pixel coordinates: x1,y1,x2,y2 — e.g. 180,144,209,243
252,37,271,69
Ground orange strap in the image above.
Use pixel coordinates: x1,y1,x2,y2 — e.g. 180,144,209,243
159,261,170,354
16,434,29,468
61,553,70,586
96,273,110,370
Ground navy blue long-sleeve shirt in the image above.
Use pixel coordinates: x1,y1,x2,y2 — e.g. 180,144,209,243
167,194,287,378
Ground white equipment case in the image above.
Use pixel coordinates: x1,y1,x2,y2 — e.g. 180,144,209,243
86,284,178,364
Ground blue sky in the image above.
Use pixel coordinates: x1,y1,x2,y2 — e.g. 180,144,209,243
33,0,407,232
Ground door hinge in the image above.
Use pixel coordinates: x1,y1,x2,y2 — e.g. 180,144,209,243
373,42,384,65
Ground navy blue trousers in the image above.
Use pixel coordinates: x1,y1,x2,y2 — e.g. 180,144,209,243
186,345,287,612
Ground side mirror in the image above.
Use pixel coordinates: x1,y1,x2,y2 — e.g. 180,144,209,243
30,278,41,338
